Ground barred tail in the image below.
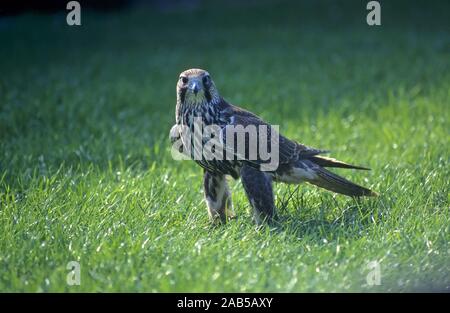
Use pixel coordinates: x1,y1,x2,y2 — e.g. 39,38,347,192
308,155,371,170
310,167,378,197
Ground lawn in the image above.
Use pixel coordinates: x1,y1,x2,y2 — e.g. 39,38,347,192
0,0,449,292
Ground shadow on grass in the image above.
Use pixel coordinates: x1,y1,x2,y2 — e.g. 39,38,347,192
271,186,384,242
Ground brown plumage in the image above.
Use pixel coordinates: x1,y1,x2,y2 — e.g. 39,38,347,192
170,68,378,224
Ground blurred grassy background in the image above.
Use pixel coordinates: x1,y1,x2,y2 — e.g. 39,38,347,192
0,0,449,291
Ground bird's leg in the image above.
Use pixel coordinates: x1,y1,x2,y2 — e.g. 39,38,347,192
203,171,235,223
240,165,276,225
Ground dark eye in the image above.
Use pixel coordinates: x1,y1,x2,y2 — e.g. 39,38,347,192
180,76,188,84
203,75,210,85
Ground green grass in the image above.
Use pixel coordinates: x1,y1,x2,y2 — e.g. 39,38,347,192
0,0,449,292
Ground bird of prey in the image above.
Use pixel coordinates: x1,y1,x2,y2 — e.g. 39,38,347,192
170,68,377,224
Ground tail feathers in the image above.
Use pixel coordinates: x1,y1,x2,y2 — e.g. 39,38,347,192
309,155,370,171
310,167,378,197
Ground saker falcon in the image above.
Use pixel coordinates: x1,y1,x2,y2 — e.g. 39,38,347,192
170,68,377,224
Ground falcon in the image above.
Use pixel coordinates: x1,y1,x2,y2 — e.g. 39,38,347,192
170,68,377,224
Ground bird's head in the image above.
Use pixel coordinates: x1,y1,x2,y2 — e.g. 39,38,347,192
177,68,220,106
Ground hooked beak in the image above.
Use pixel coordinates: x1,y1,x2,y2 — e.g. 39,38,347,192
189,82,200,95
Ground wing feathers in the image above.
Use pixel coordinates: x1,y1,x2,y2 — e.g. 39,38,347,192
310,167,378,197
308,155,370,170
